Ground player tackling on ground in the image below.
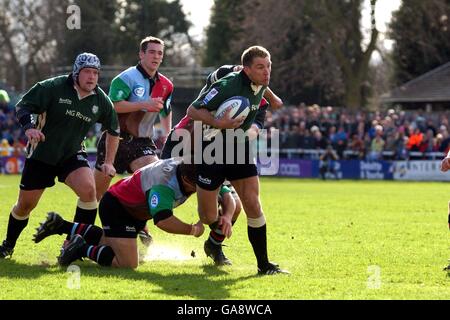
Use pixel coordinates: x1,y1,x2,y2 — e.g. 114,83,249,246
33,158,235,268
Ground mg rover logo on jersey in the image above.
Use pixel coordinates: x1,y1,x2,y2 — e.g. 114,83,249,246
133,86,145,98
65,109,92,123
92,105,98,114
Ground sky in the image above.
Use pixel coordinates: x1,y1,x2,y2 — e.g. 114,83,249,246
179,0,215,41
362,0,402,50
180,0,402,46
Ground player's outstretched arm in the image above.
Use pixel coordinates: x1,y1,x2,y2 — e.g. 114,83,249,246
101,133,119,177
159,110,172,143
187,105,243,129
113,98,163,113
156,215,204,237
264,87,283,110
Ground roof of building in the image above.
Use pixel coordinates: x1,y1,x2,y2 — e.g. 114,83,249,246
381,62,450,103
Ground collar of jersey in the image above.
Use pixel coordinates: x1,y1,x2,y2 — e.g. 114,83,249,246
73,85,96,100
66,74,97,99
240,70,264,95
136,63,160,81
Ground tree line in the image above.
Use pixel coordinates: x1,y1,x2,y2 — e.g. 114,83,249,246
0,0,191,92
205,0,450,109
1,0,450,110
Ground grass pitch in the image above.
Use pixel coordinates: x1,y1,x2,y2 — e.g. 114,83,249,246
0,175,449,300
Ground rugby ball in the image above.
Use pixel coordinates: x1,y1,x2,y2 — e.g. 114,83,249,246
203,96,251,139
214,96,250,120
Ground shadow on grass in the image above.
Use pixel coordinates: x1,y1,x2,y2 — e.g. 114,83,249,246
78,263,257,299
0,259,258,299
0,258,62,279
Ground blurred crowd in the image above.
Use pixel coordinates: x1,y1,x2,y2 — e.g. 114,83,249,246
0,90,27,157
2,88,450,161
265,103,450,160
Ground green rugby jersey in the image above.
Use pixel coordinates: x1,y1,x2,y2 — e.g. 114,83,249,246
16,74,119,165
191,71,266,132
148,183,231,220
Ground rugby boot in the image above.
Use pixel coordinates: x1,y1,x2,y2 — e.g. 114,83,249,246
0,240,14,259
257,262,290,275
58,234,85,267
33,212,64,243
204,239,232,266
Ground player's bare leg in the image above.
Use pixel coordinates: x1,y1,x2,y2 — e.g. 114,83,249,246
129,155,159,172
204,183,241,266
66,167,98,225
197,186,220,225
94,169,113,202
232,176,289,275
101,236,139,268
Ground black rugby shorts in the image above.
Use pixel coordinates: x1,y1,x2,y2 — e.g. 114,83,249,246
95,131,157,174
20,152,90,190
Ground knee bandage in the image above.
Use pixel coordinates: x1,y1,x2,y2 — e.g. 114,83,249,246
77,199,97,210
247,215,266,228
11,207,29,220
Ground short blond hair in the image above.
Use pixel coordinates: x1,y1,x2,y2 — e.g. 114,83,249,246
241,46,270,67
140,36,164,52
